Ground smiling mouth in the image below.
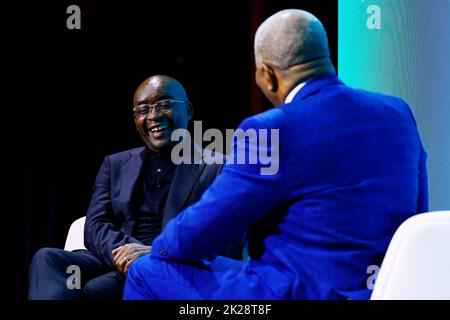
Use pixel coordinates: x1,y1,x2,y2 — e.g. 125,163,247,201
148,124,169,133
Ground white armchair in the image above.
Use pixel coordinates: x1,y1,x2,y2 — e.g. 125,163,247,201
371,210,450,299
64,216,86,251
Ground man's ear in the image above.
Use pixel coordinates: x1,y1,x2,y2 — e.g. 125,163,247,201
261,62,278,93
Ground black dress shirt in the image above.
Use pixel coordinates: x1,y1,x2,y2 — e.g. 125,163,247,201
132,149,176,245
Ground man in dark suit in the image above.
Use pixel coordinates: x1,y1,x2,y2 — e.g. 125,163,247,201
28,75,235,299
123,9,428,300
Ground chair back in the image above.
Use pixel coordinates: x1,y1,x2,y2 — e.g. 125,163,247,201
371,211,450,299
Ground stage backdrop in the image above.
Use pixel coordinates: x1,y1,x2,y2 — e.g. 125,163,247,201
338,0,450,211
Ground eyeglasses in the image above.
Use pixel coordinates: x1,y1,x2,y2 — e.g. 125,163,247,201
133,99,191,117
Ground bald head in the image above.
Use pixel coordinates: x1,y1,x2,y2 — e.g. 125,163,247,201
254,9,330,70
253,9,335,106
133,75,188,106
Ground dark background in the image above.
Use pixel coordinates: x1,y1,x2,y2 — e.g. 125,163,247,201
1,0,337,299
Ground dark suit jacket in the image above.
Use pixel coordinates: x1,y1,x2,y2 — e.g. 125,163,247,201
150,74,428,299
84,145,233,268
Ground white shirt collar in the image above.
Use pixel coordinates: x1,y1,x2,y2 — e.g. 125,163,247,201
284,81,307,104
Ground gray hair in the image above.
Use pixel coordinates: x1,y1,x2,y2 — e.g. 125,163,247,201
254,9,330,70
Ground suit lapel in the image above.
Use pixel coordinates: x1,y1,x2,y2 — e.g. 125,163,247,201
162,145,206,228
119,147,148,219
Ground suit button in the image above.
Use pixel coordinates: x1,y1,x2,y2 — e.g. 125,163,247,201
159,249,168,256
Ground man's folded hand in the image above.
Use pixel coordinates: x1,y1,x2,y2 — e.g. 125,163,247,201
112,243,151,274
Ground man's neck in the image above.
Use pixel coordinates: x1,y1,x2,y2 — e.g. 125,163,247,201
280,57,336,101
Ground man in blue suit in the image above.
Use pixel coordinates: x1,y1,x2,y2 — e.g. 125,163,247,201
124,9,428,299
28,76,239,299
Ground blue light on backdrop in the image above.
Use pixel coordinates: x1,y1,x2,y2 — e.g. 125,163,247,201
339,0,450,210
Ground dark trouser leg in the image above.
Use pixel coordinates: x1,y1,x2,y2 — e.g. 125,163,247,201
28,248,108,300
83,271,125,300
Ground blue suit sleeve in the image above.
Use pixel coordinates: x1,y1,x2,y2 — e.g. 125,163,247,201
84,156,144,268
150,117,286,262
402,98,429,214
417,145,429,214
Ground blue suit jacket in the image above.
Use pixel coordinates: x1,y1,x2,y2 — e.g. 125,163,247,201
150,75,428,299
84,146,226,268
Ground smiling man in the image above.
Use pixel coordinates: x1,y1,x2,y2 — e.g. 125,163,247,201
133,76,192,152
28,75,240,300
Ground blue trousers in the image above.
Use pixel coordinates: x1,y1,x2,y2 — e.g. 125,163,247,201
28,248,125,300
123,255,281,300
